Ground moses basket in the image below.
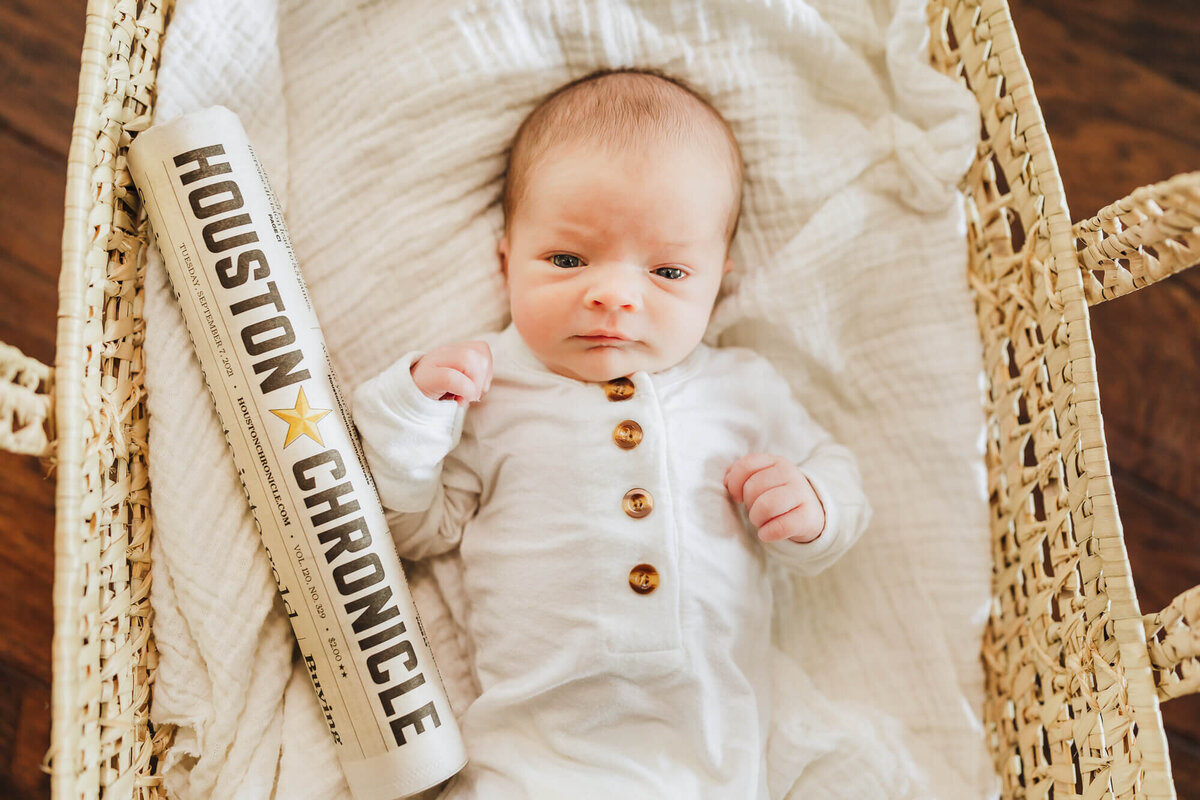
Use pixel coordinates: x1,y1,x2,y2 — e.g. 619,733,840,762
2,0,1198,797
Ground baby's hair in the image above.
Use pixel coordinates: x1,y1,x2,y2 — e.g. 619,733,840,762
500,67,744,249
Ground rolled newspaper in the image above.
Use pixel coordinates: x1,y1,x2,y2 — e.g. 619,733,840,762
128,106,467,799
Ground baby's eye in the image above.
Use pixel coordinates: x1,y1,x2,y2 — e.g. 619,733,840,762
654,266,686,280
551,254,582,269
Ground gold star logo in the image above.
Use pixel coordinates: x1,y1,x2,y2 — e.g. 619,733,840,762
269,386,332,448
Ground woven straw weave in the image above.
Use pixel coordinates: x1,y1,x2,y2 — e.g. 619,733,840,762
0,341,53,457
49,1,172,797
12,0,1196,797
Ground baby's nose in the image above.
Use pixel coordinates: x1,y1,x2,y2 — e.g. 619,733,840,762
584,269,641,311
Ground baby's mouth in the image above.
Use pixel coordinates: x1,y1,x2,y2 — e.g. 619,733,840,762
575,330,632,344
576,335,628,344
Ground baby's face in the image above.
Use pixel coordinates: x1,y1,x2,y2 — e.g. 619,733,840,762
500,141,735,382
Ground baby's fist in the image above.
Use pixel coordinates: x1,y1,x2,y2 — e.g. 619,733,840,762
724,454,825,544
411,341,493,406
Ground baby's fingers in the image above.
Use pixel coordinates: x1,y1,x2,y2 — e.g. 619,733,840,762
747,483,806,529
430,367,479,405
741,461,793,511
428,349,482,389
453,342,493,394
757,505,822,543
724,453,781,503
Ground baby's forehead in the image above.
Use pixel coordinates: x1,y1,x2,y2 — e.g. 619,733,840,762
504,70,744,238
530,76,736,163
516,135,739,210
511,145,739,253
524,135,721,180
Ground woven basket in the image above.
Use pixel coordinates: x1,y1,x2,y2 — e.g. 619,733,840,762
2,0,1197,796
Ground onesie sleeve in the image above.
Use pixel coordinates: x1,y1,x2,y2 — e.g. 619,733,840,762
351,351,482,561
749,357,872,577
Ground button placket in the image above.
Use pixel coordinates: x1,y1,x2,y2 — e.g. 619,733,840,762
606,378,652,523
598,375,679,652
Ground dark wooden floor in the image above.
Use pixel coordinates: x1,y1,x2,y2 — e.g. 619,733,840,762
1,1,1197,798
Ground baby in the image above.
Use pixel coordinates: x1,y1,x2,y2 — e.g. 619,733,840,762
352,68,871,798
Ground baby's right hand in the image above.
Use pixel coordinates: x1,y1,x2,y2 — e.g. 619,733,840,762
410,341,493,406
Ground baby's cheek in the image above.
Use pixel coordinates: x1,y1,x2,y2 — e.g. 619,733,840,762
510,290,564,347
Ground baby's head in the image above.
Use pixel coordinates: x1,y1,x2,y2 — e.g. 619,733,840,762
499,68,743,382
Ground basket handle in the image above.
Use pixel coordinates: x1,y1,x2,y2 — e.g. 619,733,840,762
0,340,54,459
1073,171,1200,305
1142,584,1200,701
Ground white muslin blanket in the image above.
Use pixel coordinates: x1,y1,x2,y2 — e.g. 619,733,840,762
142,0,997,797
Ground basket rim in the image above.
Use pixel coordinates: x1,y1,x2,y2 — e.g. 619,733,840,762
50,0,121,793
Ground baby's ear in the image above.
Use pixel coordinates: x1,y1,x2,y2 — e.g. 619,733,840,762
498,237,509,279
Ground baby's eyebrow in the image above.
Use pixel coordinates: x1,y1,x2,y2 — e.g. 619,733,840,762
547,221,598,241
541,222,709,256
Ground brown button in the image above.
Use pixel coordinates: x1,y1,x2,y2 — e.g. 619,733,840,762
622,488,653,518
628,564,659,594
612,420,643,449
604,377,635,401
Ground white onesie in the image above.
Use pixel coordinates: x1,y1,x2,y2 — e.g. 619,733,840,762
351,323,871,799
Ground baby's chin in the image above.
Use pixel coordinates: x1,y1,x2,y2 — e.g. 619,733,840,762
548,344,684,383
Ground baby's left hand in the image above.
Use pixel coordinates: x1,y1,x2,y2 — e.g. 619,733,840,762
724,454,825,544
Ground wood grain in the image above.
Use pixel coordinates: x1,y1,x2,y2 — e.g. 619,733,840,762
0,661,51,800
1,1,1196,797
0,132,63,365
0,0,83,157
